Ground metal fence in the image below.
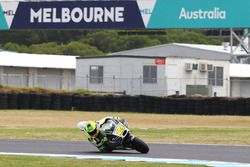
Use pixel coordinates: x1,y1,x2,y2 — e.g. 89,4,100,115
0,74,75,90
1,73,250,97
76,76,168,96
76,76,233,97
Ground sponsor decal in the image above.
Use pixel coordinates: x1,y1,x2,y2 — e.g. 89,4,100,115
155,58,165,65
1,2,19,28
137,0,156,27
0,3,8,29
179,7,226,20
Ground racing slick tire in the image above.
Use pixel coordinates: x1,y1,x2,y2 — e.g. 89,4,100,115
131,137,149,154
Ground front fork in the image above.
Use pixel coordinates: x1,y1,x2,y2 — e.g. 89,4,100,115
122,132,135,148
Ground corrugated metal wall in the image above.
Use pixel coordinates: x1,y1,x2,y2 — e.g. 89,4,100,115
0,66,75,90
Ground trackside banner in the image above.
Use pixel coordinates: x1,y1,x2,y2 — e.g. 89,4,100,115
148,0,250,29
3,1,145,29
1,0,250,30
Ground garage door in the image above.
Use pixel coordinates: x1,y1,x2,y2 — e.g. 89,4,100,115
3,67,28,87
37,68,62,89
240,80,250,97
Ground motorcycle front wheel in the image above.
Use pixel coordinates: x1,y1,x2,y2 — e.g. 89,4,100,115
131,137,149,153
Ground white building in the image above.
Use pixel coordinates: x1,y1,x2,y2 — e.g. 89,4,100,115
0,50,76,90
230,64,250,97
1,43,250,97
76,43,239,97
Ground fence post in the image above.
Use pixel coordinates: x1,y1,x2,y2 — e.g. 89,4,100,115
139,76,142,95
180,78,182,95
226,78,230,97
165,76,168,96
131,77,134,95
86,75,89,90
6,73,9,86
113,75,115,93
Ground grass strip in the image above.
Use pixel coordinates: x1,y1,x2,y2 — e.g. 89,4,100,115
1,110,250,129
0,155,207,167
1,126,250,145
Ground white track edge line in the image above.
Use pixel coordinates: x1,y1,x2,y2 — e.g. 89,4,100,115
0,152,250,167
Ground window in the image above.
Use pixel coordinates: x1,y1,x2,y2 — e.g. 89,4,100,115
143,65,157,83
208,66,224,86
192,64,198,70
90,65,103,84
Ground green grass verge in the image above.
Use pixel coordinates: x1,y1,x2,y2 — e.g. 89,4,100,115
0,85,90,94
135,128,250,145
0,155,207,167
1,126,250,145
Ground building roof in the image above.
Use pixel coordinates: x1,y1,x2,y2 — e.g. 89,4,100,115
76,55,165,59
108,43,246,61
0,50,76,69
174,43,248,55
230,64,250,78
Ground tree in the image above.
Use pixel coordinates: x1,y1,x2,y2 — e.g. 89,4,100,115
80,30,161,53
118,35,161,51
79,30,120,53
62,41,104,56
3,42,30,53
29,42,63,55
1,30,222,55
155,30,222,45
0,30,89,45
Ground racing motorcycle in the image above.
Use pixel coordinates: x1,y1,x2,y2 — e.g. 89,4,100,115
78,118,149,153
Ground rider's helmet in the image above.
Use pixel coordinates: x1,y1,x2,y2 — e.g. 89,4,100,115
85,120,98,137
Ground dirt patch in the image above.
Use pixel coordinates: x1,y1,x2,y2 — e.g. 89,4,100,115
1,110,250,129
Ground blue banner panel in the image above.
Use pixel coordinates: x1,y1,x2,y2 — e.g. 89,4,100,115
11,1,145,29
0,4,8,29
2,0,250,29
148,0,250,28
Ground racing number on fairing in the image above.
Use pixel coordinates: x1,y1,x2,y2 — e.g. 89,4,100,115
114,123,125,137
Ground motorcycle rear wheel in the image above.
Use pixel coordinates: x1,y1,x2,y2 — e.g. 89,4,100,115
131,137,149,153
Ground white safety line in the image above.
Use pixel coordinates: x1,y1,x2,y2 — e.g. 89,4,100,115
147,142,250,147
0,152,250,167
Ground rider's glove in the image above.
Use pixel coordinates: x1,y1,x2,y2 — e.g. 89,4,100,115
96,137,108,147
101,137,108,143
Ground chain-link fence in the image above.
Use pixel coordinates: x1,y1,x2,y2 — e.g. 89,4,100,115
76,76,233,97
2,73,250,97
76,76,168,96
0,74,75,90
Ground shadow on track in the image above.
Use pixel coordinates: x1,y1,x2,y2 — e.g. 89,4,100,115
77,151,142,155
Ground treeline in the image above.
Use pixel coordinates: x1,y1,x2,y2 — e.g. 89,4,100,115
0,30,222,56
3,42,104,56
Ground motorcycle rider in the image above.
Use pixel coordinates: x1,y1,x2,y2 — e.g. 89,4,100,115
77,116,127,152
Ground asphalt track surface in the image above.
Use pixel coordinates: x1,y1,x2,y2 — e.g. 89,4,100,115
0,139,250,163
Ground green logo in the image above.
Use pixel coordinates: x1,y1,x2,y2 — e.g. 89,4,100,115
140,8,152,15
